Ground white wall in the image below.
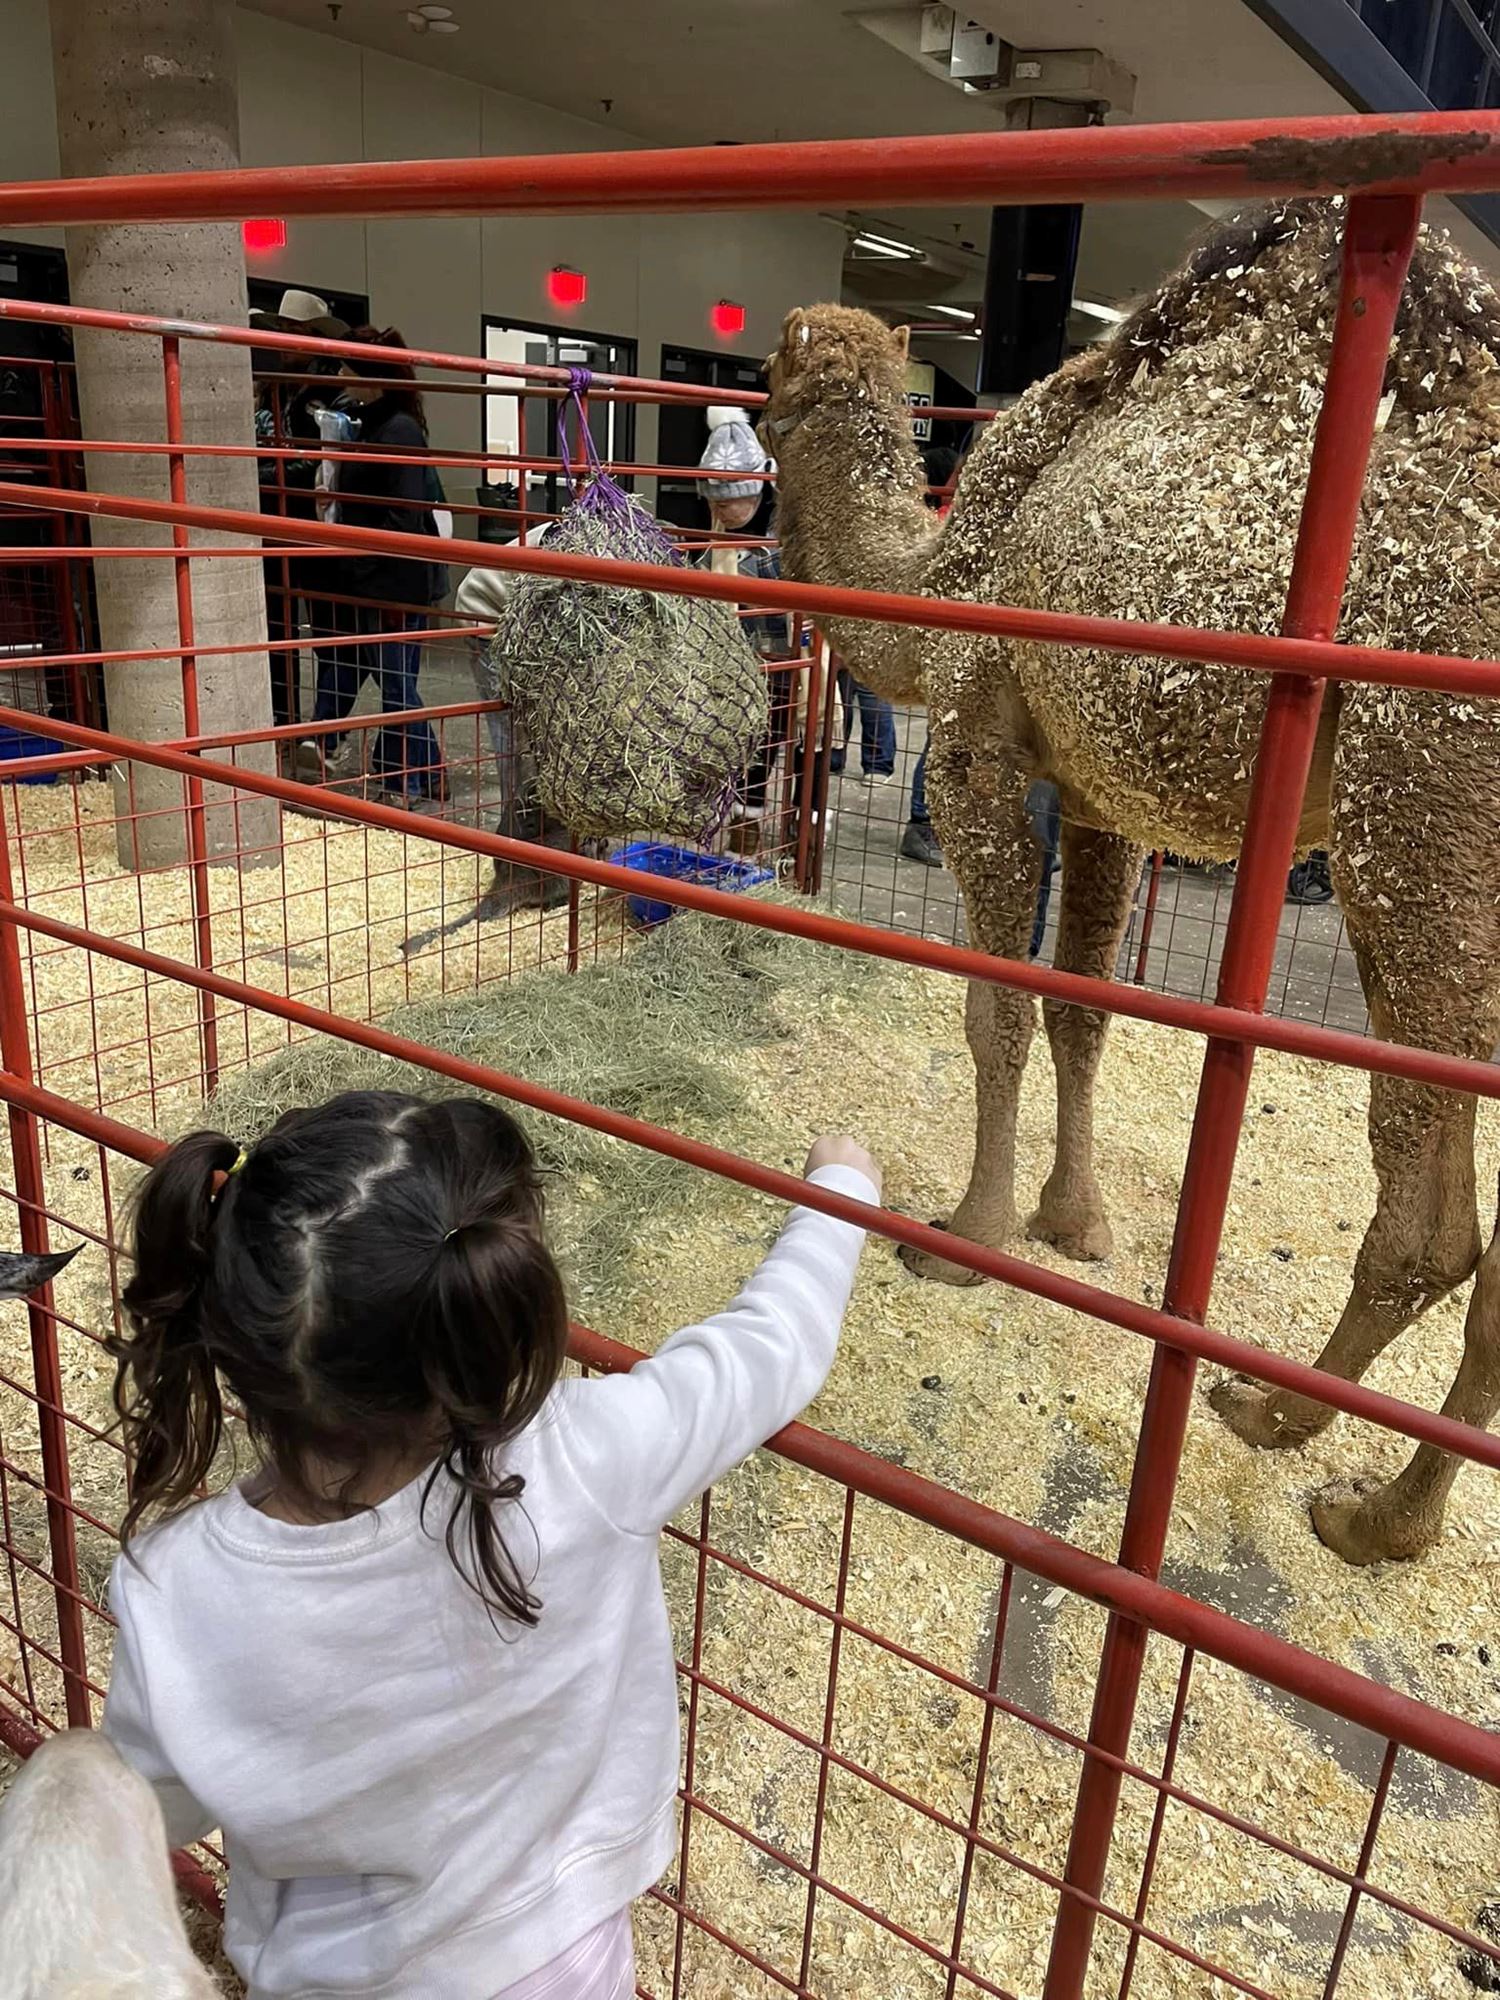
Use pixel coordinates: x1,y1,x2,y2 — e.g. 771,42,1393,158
1,3,844,480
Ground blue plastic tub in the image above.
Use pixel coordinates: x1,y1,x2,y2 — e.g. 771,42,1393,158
0,723,63,785
611,841,774,928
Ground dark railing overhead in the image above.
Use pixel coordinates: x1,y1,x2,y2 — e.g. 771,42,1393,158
1244,0,1500,239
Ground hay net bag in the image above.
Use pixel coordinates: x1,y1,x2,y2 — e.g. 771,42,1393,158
480,374,769,842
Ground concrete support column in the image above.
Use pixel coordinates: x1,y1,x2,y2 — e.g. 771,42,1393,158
49,0,278,867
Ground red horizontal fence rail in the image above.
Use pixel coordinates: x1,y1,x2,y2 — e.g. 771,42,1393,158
0,111,1498,221
0,110,1498,2000
9,471,1500,702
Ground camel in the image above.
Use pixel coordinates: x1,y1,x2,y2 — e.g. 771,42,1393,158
763,198,1500,1566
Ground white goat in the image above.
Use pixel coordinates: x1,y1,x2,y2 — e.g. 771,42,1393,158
0,1729,219,1998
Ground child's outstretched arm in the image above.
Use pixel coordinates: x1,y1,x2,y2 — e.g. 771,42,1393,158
557,1138,880,1537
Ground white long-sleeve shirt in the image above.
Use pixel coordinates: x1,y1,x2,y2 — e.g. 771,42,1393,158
102,1165,874,2000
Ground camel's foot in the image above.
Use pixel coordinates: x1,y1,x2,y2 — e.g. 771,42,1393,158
898,1217,997,1288
1209,1377,1333,1452
1310,1476,1438,1566
1025,1190,1113,1263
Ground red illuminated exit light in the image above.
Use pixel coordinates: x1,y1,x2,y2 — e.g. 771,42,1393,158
242,218,287,253
711,299,746,338
548,266,587,308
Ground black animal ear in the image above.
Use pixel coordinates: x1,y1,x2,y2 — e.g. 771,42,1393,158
0,1243,80,1302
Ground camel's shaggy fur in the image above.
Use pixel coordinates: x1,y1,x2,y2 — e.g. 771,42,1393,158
765,198,1500,1566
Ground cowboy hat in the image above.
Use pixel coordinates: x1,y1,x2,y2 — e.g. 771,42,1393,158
250,288,349,340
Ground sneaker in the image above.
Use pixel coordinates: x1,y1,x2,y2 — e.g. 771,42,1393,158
1287,852,1333,905
901,820,943,867
863,770,897,787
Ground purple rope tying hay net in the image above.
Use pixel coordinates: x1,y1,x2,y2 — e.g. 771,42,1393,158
480,373,768,843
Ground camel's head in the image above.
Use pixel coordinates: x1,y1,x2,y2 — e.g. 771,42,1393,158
761,306,911,448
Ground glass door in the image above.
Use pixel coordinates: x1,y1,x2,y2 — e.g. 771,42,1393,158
483,319,637,521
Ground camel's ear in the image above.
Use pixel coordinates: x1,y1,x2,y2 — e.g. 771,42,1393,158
770,307,810,377
891,324,911,362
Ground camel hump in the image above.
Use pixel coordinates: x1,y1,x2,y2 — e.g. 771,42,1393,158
944,198,1500,579
1112,195,1500,414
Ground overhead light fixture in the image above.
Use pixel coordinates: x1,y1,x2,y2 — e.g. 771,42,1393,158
925,304,976,321
711,300,746,337
851,231,923,261
547,265,587,308
1073,297,1126,324
407,6,460,30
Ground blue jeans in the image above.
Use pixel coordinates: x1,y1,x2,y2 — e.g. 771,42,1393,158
313,614,440,794
832,670,896,775
1027,781,1060,958
910,734,929,823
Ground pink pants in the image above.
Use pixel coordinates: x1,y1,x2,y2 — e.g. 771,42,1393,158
495,1908,634,2000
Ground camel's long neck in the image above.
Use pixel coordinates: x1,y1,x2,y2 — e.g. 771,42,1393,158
774,396,939,700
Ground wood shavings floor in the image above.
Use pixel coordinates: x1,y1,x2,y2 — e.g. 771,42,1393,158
0,781,1496,2000
6,778,613,1126
619,970,1500,2000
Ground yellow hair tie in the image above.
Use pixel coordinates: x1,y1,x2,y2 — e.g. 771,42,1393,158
226,1149,249,1177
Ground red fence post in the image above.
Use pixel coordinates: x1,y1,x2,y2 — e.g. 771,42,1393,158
1131,852,1164,986
0,816,91,1728
794,631,829,894
161,335,220,1094
1041,190,1424,1999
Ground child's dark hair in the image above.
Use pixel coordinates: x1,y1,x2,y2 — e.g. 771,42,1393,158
110,1091,568,1625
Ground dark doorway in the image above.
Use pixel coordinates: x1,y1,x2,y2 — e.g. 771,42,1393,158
482,317,637,519
656,344,764,531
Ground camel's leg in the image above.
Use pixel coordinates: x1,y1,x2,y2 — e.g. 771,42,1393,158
1216,940,1488,1440
1210,1056,1481,1454
1312,1194,1500,1564
1027,823,1144,1261
1212,852,1500,1560
901,741,1041,1287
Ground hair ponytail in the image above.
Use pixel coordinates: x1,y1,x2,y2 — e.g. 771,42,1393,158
108,1093,569,1625
111,1129,238,1544
422,1195,569,1625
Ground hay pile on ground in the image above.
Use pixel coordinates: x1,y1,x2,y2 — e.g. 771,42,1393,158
483,482,768,840
199,898,868,1312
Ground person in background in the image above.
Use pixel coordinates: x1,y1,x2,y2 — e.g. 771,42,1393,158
900,443,960,868
314,326,446,805
1026,780,1061,957
101,1088,879,2000
830,670,898,785
698,410,793,836
250,290,349,769
454,498,580,913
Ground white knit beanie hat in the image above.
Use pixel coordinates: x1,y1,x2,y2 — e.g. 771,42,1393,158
700,406,771,503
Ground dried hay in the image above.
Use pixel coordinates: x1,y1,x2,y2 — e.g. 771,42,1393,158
482,483,768,840
197,897,871,1310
